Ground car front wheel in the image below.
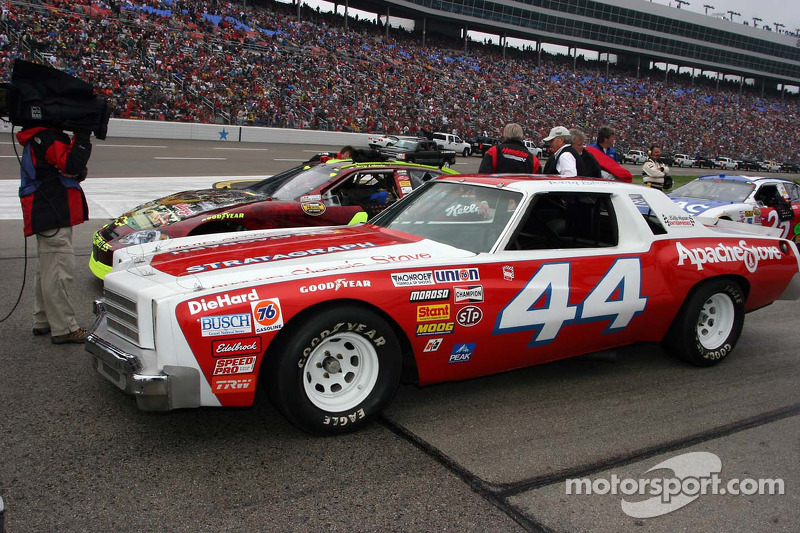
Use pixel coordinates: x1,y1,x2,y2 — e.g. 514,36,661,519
664,279,745,366
266,305,402,435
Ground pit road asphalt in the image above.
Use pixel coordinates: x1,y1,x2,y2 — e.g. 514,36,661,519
0,138,797,532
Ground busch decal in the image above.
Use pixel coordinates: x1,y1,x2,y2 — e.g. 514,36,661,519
434,268,480,283
212,337,262,357
454,285,483,303
449,343,475,363
409,289,450,302
213,356,257,376
211,376,256,393
676,240,781,273
251,299,284,333
200,313,252,337
188,288,260,315
423,338,443,352
391,271,434,287
456,306,483,327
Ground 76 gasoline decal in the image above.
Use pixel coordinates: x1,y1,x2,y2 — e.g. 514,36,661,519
251,298,284,333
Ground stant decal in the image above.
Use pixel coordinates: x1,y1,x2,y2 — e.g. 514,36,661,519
213,356,257,375
454,285,483,303
456,306,483,327
201,313,252,337
416,304,450,322
251,298,284,333
423,338,443,352
211,376,256,394
301,202,327,216
449,343,475,363
188,288,260,315
415,322,455,336
300,279,371,293
391,271,434,287
211,337,262,357
676,240,781,273
434,268,480,283
409,289,450,302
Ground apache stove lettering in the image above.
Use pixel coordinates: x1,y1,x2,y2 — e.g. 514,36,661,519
184,242,377,273
676,240,781,273
188,288,260,315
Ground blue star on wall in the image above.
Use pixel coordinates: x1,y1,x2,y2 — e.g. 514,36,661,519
218,128,229,140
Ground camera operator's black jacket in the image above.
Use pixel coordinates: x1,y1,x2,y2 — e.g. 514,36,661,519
17,127,91,236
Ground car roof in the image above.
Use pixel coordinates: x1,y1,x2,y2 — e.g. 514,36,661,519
695,174,793,184
435,173,643,193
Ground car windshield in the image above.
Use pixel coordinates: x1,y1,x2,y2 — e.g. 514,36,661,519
371,181,522,253
670,179,755,203
392,140,418,150
247,165,337,199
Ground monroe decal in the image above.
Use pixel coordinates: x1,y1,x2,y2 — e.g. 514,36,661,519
676,240,781,273
185,242,378,273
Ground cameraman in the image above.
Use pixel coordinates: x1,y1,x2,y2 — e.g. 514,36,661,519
18,126,92,344
642,144,673,190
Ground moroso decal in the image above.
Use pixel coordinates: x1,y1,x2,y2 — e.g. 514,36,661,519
434,268,480,283
676,240,781,273
251,299,284,334
211,337,262,357
416,304,450,322
211,376,256,393
449,343,475,363
201,314,252,337
188,288,260,315
185,242,378,273
415,322,455,336
213,356,257,375
409,289,450,302
391,271,434,287
454,285,483,303
456,306,483,327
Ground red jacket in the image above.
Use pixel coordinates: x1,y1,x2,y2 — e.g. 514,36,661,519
17,127,91,236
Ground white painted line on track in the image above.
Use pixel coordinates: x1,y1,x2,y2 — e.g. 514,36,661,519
154,157,227,160
274,158,308,161
97,144,168,148
212,147,270,151
0,155,19,158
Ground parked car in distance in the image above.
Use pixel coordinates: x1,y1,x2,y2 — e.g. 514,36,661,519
523,140,543,158
673,154,697,168
758,161,782,172
714,157,738,170
432,132,471,156
695,156,717,169
623,150,648,165
781,162,800,173
470,135,499,156
378,139,457,167
737,159,761,171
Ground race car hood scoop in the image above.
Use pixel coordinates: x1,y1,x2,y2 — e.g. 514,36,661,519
112,189,265,231
141,225,464,279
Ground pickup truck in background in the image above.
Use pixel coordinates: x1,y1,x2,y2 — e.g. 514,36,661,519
432,132,472,156
623,149,648,165
378,138,457,167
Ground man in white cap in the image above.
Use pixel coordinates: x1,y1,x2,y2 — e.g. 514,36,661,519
542,126,586,177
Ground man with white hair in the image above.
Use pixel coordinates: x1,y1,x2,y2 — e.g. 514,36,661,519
542,126,586,177
478,123,540,174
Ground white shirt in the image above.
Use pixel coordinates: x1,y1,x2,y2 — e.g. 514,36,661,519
553,145,578,177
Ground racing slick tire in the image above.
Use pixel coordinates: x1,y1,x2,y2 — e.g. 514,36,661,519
266,305,402,435
664,279,745,367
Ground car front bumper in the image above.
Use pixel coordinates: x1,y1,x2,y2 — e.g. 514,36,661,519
86,302,201,411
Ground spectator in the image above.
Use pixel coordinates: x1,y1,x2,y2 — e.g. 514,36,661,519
590,126,619,162
569,128,602,178
542,126,586,177
17,126,93,344
478,122,540,174
642,145,672,190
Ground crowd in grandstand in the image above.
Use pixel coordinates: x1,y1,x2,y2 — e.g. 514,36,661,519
1,0,799,162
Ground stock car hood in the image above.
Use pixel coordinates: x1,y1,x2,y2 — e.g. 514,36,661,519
669,196,736,214
115,189,265,231
116,225,474,285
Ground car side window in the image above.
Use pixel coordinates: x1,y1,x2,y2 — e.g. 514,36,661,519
506,192,618,250
330,172,398,214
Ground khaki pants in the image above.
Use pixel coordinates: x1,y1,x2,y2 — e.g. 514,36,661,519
33,227,79,336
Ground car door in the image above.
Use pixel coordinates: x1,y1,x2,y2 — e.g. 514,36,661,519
754,182,795,239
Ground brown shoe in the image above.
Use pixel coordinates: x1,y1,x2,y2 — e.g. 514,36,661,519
52,328,88,345
33,325,51,336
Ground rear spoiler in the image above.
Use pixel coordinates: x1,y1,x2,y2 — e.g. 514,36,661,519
696,216,783,237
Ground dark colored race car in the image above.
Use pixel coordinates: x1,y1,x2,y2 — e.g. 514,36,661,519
90,159,458,279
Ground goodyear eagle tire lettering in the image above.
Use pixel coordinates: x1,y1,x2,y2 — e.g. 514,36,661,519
266,305,401,435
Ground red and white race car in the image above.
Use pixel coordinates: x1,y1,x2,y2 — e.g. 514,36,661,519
87,175,800,434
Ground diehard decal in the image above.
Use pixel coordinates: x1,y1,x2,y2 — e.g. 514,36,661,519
409,289,450,302
251,299,284,333
454,285,483,303
449,343,475,363
213,356,257,375
188,288,260,315
416,304,450,322
390,271,434,287
456,306,483,327
211,337,262,357
200,314,252,337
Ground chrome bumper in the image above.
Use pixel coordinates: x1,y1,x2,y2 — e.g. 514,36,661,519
87,300,201,411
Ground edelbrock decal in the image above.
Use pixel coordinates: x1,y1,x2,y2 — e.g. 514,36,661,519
676,240,781,273
211,337,262,357
391,271,434,287
188,288,260,315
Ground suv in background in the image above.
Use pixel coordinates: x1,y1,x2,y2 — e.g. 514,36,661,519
623,150,648,165
432,132,471,156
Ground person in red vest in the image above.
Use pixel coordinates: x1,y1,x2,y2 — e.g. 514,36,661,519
17,126,92,344
478,123,540,174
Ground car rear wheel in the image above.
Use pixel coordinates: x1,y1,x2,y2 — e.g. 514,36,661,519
664,279,745,367
266,305,402,435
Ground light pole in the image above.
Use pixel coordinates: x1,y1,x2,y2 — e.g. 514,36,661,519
752,17,762,28
726,10,740,21
703,4,714,15
676,0,690,9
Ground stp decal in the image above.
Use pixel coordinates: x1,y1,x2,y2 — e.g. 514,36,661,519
251,299,284,333
200,313,252,337
456,306,483,327
211,376,256,394
449,343,475,363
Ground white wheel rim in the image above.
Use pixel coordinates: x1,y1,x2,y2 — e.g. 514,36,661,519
696,293,735,350
302,332,379,412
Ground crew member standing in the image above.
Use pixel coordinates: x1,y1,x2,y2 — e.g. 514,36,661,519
542,126,586,177
18,126,92,344
642,144,672,190
478,123,540,174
